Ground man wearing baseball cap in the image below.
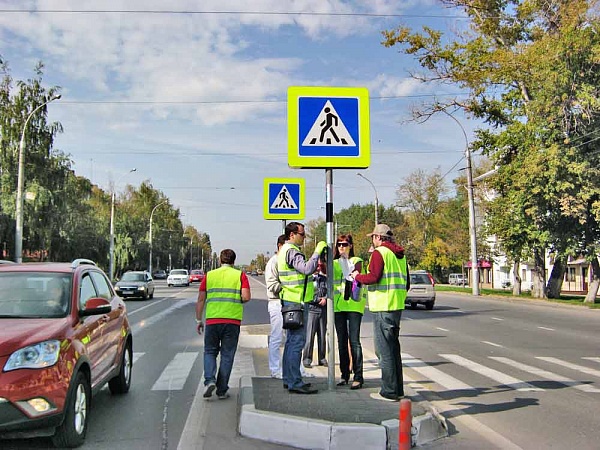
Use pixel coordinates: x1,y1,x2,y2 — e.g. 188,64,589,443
350,224,410,402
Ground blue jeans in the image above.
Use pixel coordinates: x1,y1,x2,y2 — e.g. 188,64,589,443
373,310,404,399
204,323,240,396
335,311,363,382
282,301,308,390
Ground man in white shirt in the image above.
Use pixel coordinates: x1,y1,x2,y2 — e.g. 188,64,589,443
265,235,286,378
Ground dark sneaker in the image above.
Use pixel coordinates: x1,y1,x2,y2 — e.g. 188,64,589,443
302,360,312,368
203,382,216,398
318,359,328,367
283,382,311,389
289,385,318,394
217,392,230,400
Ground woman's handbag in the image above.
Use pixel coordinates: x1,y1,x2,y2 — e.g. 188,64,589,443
281,276,308,330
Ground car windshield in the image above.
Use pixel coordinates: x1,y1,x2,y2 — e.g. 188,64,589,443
170,270,187,276
410,273,432,285
121,272,146,282
191,270,202,275
0,272,71,318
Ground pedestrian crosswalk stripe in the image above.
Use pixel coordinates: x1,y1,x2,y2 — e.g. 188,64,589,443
582,357,600,364
490,357,600,393
402,352,475,391
152,352,199,391
440,354,543,392
536,356,600,379
133,352,145,365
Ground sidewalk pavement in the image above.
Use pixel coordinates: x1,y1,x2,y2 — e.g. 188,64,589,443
237,325,448,450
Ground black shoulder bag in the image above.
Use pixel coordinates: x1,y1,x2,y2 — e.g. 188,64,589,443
281,277,307,330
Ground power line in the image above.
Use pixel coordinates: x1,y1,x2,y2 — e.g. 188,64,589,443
0,9,469,19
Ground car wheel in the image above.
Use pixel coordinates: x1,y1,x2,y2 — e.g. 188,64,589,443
51,371,90,448
425,301,435,310
168,283,172,287
149,289,154,299
410,302,417,309
109,340,132,395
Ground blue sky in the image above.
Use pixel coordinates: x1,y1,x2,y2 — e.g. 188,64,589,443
0,0,482,264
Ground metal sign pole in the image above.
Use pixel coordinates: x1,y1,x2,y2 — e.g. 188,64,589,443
325,169,336,390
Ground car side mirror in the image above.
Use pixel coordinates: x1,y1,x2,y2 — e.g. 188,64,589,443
80,297,111,316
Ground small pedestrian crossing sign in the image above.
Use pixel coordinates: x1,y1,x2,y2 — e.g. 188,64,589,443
264,178,305,220
288,86,370,168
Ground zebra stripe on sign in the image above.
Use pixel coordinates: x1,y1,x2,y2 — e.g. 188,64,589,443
152,352,199,391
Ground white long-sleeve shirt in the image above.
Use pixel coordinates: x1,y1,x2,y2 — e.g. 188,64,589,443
265,254,282,301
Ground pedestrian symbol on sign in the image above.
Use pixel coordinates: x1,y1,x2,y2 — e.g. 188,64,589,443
302,100,356,147
270,185,298,210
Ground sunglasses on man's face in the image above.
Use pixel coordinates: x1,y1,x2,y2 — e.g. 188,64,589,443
295,231,305,236
337,242,349,247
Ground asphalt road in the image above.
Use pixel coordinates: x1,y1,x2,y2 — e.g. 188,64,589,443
3,277,600,449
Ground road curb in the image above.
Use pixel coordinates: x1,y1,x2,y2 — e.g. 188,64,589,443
238,376,448,449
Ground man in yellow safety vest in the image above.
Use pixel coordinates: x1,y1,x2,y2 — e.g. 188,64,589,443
351,224,410,402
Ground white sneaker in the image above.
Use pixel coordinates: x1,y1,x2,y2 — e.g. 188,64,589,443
369,392,400,402
203,382,216,398
271,372,283,379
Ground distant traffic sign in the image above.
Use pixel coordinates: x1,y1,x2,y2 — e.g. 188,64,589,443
288,86,370,168
263,178,305,220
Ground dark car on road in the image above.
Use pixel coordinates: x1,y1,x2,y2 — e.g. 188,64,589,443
114,271,155,300
152,269,167,279
0,259,133,448
407,270,436,310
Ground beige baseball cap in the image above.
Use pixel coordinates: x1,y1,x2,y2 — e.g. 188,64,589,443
367,224,393,237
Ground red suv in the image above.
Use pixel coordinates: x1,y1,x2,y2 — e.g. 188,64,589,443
0,259,133,447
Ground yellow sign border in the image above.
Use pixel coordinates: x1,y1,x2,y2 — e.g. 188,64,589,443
287,86,370,169
263,178,305,220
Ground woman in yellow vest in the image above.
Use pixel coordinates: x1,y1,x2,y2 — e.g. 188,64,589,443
333,234,366,390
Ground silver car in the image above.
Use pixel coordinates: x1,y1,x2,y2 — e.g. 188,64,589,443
406,270,436,310
115,270,155,300
167,269,190,287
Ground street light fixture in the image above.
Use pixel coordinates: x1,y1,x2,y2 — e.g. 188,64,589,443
109,168,136,281
356,173,379,225
15,94,61,263
149,200,168,275
440,109,480,295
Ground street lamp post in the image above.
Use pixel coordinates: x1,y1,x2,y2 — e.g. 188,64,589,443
441,110,480,295
357,173,379,225
15,94,61,263
109,168,137,281
149,200,167,275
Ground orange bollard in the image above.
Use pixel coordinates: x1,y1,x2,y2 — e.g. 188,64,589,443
399,398,412,450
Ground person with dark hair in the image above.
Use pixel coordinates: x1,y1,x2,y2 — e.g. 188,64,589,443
265,234,287,378
350,224,410,402
333,234,365,389
302,255,327,369
278,221,327,394
195,249,251,400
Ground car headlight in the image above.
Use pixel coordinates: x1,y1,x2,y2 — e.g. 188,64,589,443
137,286,146,291
4,340,61,371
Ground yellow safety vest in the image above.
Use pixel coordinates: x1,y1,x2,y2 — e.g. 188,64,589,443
277,242,314,303
367,247,408,312
333,256,366,314
205,266,243,320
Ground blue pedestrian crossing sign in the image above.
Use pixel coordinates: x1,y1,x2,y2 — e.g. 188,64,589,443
263,178,305,220
288,86,370,168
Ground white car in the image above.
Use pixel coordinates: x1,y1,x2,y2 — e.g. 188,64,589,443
167,269,190,287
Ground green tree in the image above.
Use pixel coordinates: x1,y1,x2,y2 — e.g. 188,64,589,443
383,0,600,300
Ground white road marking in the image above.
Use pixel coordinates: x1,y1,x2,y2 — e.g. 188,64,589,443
537,326,555,331
402,352,475,391
491,317,504,321
536,357,600,379
482,341,504,348
131,297,195,334
132,352,145,364
127,298,169,315
436,327,449,332
583,357,600,364
440,354,542,391
152,352,198,391
491,357,600,393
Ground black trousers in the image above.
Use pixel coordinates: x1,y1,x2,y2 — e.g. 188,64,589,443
334,311,364,382
303,306,326,364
